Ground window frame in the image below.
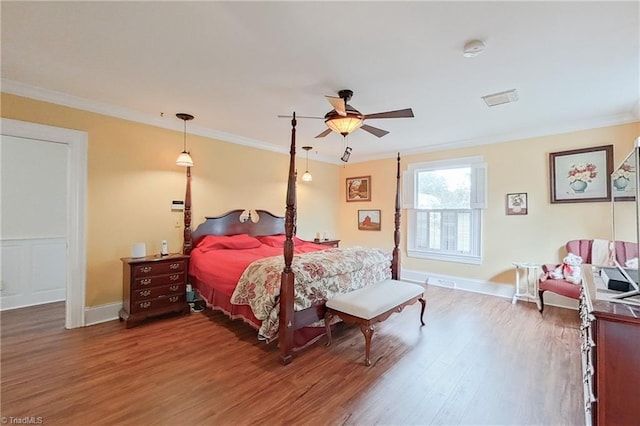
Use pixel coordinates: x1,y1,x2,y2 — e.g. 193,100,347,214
405,156,485,265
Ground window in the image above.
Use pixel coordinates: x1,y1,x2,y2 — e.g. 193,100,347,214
404,156,486,264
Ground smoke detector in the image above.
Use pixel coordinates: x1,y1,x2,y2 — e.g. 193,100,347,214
463,39,486,58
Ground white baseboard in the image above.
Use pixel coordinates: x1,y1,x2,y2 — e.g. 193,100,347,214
400,268,577,310
85,302,121,326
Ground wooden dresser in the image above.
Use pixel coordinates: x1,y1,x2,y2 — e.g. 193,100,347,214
119,253,190,328
580,265,640,425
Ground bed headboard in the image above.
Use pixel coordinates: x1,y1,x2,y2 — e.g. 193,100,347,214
190,209,285,250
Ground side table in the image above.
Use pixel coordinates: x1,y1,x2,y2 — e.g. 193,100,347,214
512,261,540,308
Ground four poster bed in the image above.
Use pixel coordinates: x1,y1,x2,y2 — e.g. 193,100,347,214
182,114,403,364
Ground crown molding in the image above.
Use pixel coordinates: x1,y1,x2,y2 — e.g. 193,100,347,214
4,79,637,166
358,110,639,164
1,79,313,158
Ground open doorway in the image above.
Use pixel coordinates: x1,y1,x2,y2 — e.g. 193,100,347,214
1,118,87,328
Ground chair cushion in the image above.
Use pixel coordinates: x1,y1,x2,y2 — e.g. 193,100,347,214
326,279,424,320
539,278,581,299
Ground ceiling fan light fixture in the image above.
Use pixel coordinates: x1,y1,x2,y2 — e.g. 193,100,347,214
325,115,363,136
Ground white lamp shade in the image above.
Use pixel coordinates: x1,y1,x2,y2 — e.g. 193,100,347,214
302,170,313,182
176,151,194,167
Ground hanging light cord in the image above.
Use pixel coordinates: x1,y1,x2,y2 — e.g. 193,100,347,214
183,119,187,152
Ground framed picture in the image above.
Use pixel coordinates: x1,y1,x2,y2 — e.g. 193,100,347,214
549,145,613,203
358,209,381,231
612,156,636,201
346,176,371,202
506,193,528,215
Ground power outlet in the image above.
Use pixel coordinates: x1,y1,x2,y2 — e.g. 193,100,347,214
174,220,181,228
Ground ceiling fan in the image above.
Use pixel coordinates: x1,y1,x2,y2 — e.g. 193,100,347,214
279,89,414,138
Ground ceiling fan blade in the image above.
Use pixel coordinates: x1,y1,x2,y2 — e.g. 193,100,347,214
325,96,347,116
364,108,414,120
360,124,389,138
277,115,324,119
314,128,333,138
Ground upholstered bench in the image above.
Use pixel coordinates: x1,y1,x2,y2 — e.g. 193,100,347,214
324,279,426,366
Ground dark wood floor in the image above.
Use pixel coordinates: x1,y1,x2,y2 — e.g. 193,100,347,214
1,285,583,425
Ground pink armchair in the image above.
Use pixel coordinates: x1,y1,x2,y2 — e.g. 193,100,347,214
538,239,638,313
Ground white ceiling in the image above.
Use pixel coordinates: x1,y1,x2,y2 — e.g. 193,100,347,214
2,1,639,164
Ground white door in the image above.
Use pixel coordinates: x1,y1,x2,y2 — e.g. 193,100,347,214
1,118,87,328
1,135,68,309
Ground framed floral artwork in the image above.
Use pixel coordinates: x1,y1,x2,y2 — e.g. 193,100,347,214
549,145,613,203
506,193,528,215
358,209,381,230
612,154,636,201
346,176,371,202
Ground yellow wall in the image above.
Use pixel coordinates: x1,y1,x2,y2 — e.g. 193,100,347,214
340,122,640,286
1,93,340,307
3,92,638,305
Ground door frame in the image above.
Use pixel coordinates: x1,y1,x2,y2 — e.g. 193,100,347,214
1,118,87,328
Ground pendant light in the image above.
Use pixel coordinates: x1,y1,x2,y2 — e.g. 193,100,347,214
176,113,194,167
301,146,313,182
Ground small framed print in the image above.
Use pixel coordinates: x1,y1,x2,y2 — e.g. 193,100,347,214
346,176,371,202
506,193,528,215
358,209,381,231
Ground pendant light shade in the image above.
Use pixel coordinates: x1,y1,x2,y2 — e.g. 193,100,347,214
302,146,313,182
176,113,194,167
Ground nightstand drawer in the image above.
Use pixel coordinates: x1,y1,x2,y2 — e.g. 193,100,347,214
130,294,186,314
133,283,185,301
133,260,186,277
134,272,185,289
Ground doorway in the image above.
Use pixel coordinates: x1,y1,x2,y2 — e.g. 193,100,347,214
0,118,87,328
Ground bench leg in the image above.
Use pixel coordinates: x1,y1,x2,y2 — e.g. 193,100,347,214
360,323,374,366
324,312,334,347
418,297,426,326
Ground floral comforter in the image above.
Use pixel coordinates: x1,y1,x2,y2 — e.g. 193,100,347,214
230,247,392,339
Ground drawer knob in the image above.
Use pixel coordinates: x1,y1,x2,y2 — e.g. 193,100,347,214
169,296,179,302
169,274,180,281
169,285,179,291
169,263,181,270
139,266,152,274
140,278,152,286
139,301,151,309
140,289,152,297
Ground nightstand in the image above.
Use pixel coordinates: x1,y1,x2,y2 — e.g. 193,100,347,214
119,253,190,328
314,239,340,248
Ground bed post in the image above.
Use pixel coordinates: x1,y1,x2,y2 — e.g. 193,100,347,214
392,153,401,280
279,113,297,365
183,166,193,255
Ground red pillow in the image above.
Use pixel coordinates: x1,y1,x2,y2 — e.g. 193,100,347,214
197,234,262,251
257,234,307,248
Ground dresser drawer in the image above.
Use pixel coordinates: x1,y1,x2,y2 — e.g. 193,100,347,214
134,272,185,289
130,294,186,314
133,260,186,277
133,283,185,301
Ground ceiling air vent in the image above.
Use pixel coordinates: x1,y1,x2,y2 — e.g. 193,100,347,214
482,89,519,107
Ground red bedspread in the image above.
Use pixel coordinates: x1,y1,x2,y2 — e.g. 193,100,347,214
189,234,327,298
